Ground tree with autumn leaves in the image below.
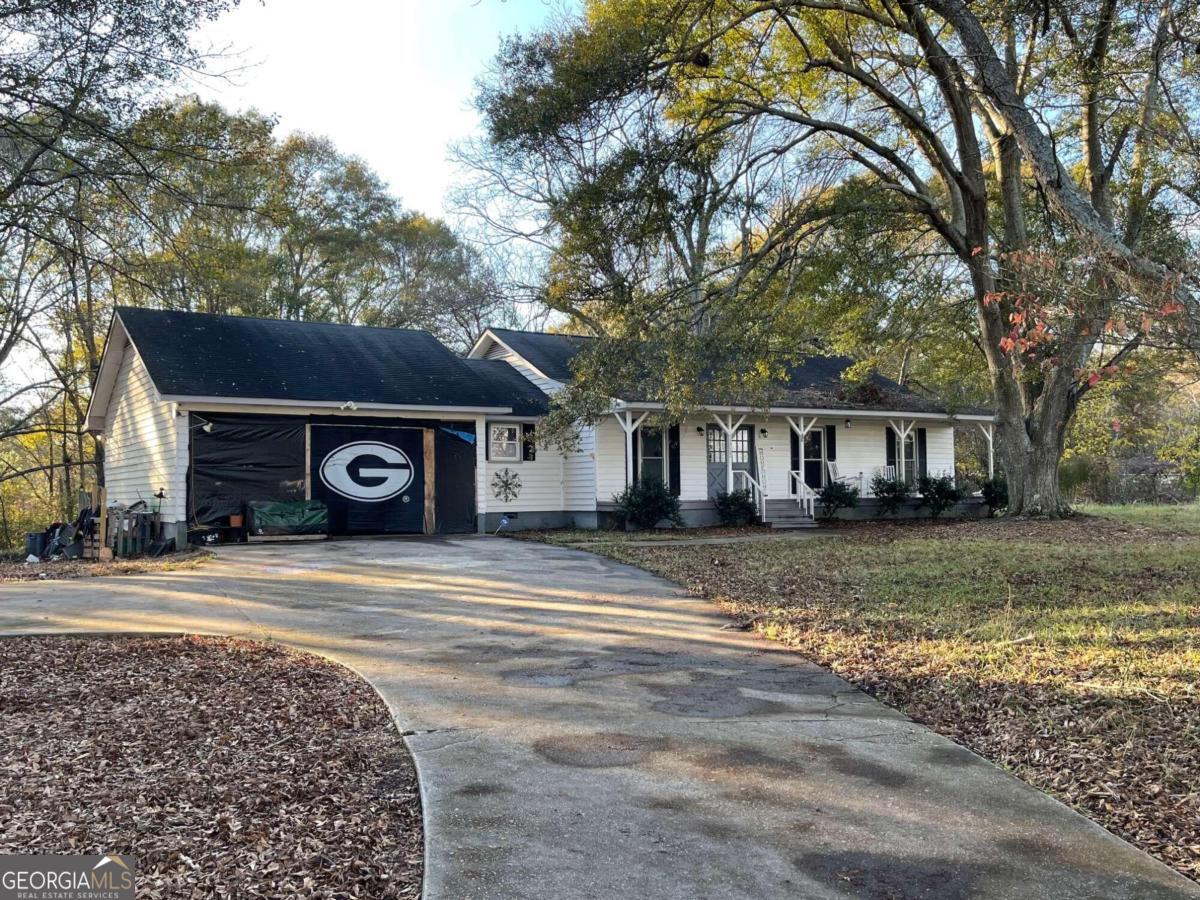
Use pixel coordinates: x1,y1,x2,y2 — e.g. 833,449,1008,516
468,0,1200,516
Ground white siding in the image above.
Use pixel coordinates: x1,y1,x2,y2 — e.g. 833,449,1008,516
595,416,627,502
562,423,597,511
102,348,188,522
482,422,566,513
481,340,596,512
923,425,956,478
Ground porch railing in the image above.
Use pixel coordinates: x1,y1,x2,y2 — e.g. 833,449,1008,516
732,469,767,522
788,470,817,518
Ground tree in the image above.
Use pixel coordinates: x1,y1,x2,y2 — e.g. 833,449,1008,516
470,0,1200,515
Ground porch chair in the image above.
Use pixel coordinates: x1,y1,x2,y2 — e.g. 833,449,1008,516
826,461,862,493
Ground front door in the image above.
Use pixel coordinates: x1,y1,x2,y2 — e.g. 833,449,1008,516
706,425,755,499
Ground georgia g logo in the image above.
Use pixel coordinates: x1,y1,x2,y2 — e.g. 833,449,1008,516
319,441,413,502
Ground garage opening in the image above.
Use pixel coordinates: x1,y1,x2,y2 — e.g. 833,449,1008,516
189,413,476,538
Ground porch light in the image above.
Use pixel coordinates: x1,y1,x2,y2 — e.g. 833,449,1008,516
759,428,768,437
844,419,852,428
696,426,705,434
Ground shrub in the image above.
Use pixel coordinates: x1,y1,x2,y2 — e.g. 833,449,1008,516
611,479,683,530
980,477,1008,517
817,482,860,518
714,489,758,526
870,475,910,516
916,474,965,520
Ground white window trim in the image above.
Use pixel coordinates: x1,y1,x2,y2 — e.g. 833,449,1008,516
488,422,522,463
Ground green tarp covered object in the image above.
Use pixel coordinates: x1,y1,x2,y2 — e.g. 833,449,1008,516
247,500,329,536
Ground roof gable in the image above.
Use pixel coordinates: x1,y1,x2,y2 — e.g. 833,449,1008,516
480,327,596,382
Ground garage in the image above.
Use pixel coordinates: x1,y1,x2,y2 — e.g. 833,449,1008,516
84,307,549,543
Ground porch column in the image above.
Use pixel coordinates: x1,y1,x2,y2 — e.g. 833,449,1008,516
888,418,916,482
711,412,746,493
979,422,995,480
785,415,818,494
612,409,648,487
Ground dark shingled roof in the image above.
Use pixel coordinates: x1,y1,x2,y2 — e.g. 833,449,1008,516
117,307,521,410
461,358,550,417
486,327,597,382
488,328,966,415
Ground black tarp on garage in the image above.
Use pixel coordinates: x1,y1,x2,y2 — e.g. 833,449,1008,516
189,413,476,534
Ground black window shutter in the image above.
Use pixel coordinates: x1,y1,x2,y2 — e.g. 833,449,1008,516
484,423,490,461
522,423,536,461
668,425,681,497
825,424,837,461
790,429,800,472
886,429,896,469
917,428,928,477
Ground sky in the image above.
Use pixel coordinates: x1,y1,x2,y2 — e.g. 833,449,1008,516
192,0,570,218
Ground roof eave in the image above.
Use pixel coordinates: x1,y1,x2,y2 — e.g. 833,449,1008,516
610,399,995,422
164,395,514,415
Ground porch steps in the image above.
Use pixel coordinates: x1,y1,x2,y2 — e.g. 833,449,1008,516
763,499,818,530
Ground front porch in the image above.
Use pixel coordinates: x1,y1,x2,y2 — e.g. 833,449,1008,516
602,407,994,527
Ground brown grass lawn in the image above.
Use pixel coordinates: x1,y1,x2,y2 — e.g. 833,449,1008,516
527,509,1200,881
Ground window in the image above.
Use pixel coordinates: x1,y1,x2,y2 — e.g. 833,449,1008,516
706,426,726,463
730,427,751,465
488,423,521,462
639,426,666,486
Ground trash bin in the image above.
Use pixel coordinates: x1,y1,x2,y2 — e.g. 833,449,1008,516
25,532,46,558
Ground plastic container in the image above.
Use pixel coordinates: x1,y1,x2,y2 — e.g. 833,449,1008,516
25,532,46,558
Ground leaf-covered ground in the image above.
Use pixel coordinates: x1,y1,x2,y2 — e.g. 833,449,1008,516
0,635,423,898
533,513,1200,882
0,548,211,582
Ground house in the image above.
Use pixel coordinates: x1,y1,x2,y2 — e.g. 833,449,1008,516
85,308,996,543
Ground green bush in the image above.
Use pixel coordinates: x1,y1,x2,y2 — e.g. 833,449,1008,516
714,489,758,526
980,477,1008,517
870,475,910,516
817,482,860,518
916,474,965,519
611,479,683,530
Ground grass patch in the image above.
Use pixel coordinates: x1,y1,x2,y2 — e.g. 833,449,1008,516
508,524,774,545
1077,501,1200,534
579,513,1199,881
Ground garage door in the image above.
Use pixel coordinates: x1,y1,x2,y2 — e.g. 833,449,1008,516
310,425,426,534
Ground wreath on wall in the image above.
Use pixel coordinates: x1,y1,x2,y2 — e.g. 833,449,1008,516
491,468,522,502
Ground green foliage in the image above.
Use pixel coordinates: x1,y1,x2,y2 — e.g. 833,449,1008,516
870,475,910,517
611,479,683,530
1157,431,1200,492
916,475,965,520
713,489,757,526
817,482,859,519
980,478,1008,518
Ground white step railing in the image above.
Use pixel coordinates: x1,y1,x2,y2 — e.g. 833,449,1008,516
789,470,817,518
732,469,767,522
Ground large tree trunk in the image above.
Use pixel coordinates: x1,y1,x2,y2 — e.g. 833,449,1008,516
994,376,1075,517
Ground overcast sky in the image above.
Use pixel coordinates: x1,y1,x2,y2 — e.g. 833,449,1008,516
193,0,569,218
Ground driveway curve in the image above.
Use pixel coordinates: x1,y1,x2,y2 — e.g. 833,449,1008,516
0,535,1195,899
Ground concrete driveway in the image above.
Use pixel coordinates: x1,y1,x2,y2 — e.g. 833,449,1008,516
1,536,1195,899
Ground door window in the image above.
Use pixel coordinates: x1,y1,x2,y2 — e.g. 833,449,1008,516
730,427,751,465
706,425,726,463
